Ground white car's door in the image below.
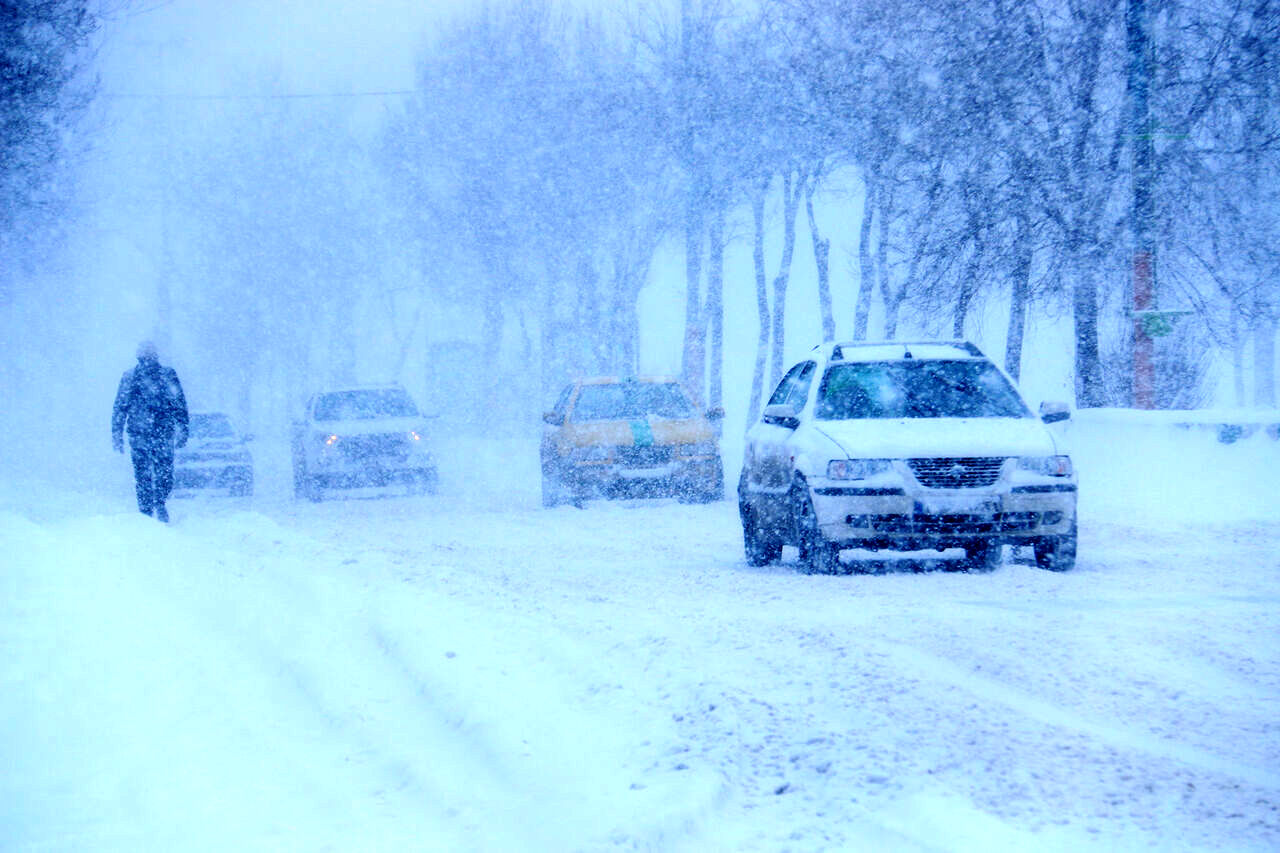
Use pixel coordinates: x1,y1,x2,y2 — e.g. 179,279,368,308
744,360,818,494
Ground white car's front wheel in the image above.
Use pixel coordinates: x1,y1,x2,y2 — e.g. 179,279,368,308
964,540,1003,572
1034,521,1077,571
740,500,782,567
791,480,841,575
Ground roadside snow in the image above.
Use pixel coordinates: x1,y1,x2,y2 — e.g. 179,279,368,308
2,417,1278,850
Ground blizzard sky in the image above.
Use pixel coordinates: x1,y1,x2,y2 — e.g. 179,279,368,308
99,0,431,94
97,0,644,94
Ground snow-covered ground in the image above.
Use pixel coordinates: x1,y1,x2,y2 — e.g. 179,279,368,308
3,414,1278,851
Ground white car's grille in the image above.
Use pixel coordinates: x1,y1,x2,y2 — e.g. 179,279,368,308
908,457,1005,488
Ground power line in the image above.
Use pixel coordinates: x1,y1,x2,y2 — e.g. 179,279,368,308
100,89,419,100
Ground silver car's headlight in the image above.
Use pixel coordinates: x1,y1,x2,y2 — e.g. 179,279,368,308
678,441,718,457
827,458,893,480
1017,455,1073,477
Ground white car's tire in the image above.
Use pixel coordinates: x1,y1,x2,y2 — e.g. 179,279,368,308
741,501,782,567
964,540,1003,572
792,480,841,575
1034,521,1077,571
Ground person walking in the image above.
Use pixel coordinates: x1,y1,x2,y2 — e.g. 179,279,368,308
112,341,189,522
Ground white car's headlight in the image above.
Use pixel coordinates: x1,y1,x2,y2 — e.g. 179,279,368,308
827,458,893,480
1017,455,1073,477
679,441,718,457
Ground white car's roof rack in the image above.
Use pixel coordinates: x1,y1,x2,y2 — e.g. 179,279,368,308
822,340,985,361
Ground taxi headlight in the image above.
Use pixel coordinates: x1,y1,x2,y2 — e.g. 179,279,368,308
827,458,892,480
1017,455,1073,477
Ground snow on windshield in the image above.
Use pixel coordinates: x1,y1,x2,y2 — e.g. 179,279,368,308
816,361,1033,420
314,390,419,421
571,382,695,422
188,413,234,439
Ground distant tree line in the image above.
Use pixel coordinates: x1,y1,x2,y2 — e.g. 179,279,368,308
373,0,1277,414
140,0,1276,425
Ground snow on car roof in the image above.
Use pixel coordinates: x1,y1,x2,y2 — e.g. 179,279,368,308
577,376,681,385
824,340,986,362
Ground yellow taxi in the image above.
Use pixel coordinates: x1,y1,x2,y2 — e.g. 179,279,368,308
541,377,724,506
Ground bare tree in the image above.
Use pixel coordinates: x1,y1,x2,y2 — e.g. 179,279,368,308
0,0,97,300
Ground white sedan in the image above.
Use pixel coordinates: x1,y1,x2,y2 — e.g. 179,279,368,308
738,341,1077,573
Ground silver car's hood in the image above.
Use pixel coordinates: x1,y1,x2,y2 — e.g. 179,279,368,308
812,417,1060,459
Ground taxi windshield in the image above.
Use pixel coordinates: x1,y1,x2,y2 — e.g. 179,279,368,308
571,382,695,422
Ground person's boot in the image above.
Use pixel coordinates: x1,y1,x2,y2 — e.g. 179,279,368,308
155,503,169,523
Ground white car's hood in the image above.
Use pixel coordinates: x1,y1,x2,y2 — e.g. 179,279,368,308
812,417,1060,459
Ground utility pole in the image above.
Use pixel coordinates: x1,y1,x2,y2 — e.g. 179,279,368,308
1127,0,1155,408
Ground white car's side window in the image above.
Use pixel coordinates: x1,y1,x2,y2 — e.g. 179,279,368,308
767,361,816,411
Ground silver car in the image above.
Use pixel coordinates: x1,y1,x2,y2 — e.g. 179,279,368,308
174,412,254,496
738,341,1077,573
291,385,438,501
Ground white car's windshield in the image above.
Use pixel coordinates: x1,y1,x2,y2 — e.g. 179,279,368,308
815,360,1031,420
572,382,694,422
314,390,419,421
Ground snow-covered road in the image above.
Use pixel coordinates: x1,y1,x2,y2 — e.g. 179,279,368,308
3,418,1278,851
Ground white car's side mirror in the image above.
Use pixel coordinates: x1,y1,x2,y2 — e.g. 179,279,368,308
762,403,801,429
1040,401,1071,424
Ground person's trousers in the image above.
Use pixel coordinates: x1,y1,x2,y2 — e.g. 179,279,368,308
129,433,175,515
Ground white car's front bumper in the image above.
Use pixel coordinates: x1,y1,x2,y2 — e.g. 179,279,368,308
810,460,1076,549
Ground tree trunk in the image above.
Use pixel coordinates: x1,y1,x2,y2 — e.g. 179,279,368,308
1073,272,1106,407
706,200,726,414
1004,219,1033,381
805,176,834,341
609,267,640,377
876,184,897,339
854,172,876,340
746,177,771,428
769,170,803,389
1255,297,1277,407
1231,311,1245,407
951,235,985,339
681,187,705,406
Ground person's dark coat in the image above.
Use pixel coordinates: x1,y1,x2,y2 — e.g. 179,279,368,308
112,348,189,519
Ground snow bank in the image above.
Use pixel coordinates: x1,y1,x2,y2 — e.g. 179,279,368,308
0,505,721,850
1067,409,1280,525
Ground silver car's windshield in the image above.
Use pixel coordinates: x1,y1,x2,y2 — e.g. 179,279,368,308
314,389,419,421
815,360,1032,420
189,413,234,438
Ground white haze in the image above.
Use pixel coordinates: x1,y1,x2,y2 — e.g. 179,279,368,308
6,0,1088,494
1,1,1277,850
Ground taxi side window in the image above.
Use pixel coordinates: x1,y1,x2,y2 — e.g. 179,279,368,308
552,385,574,423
